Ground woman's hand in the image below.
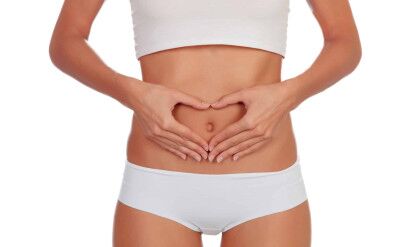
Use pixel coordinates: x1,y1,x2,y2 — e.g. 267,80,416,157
207,81,296,163
123,76,211,161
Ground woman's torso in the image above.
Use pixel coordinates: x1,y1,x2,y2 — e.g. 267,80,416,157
127,45,298,174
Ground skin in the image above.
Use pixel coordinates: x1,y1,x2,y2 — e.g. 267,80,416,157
49,0,361,246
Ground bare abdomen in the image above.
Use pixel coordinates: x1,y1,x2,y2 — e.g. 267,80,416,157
126,45,298,173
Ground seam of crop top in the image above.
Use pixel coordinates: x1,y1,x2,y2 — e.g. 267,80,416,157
135,38,287,59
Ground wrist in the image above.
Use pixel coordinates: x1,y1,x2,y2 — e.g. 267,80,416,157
277,79,302,112
113,72,145,111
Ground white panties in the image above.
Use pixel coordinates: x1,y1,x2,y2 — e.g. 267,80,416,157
118,156,307,235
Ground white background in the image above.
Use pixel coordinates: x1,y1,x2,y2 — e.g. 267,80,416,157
1,0,419,246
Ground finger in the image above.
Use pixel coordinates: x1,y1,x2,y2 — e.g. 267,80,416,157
215,136,266,163
156,117,208,158
210,91,243,109
208,129,261,161
151,138,186,160
176,92,211,110
156,131,208,160
208,118,250,152
167,120,209,152
155,136,203,162
232,141,268,161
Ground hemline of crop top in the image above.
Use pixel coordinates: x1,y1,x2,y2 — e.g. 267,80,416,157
128,0,310,59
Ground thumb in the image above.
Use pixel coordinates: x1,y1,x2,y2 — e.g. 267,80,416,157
211,91,243,109
176,92,211,110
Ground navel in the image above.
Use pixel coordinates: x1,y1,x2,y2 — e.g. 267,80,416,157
206,122,214,132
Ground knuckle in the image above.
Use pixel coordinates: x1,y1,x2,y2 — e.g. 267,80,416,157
243,118,256,129
263,131,272,140
187,129,196,139
151,125,162,135
179,146,191,154
181,131,191,140
242,119,251,129
178,146,189,153
159,118,172,130
181,139,192,148
254,125,265,136
177,126,188,136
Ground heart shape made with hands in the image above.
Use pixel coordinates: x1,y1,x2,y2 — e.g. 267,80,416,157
173,99,248,162
173,82,289,162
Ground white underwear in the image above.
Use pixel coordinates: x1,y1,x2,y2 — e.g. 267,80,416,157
118,156,307,235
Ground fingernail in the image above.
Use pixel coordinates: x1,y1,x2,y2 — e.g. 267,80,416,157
203,153,208,160
233,155,238,161
209,145,214,152
194,155,201,162
216,156,223,163
204,145,209,151
208,154,214,162
182,155,187,160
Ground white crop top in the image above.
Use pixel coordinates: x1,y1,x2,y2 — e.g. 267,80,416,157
129,0,299,59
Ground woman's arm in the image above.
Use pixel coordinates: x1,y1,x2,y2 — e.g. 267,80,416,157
49,0,210,161
286,0,362,110
206,0,362,162
49,0,135,108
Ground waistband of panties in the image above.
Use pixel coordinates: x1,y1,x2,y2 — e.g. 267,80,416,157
124,155,301,178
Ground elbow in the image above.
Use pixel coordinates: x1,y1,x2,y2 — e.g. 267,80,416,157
354,39,362,70
325,34,362,76
348,31,362,72
347,28,363,74
49,22,89,71
348,37,362,75
49,31,75,69
49,35,63,69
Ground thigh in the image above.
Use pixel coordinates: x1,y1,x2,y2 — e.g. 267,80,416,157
113,202,203,247
221,200,311,247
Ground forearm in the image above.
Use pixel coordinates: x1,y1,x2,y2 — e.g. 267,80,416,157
285,36,362,111
49,34,138,110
